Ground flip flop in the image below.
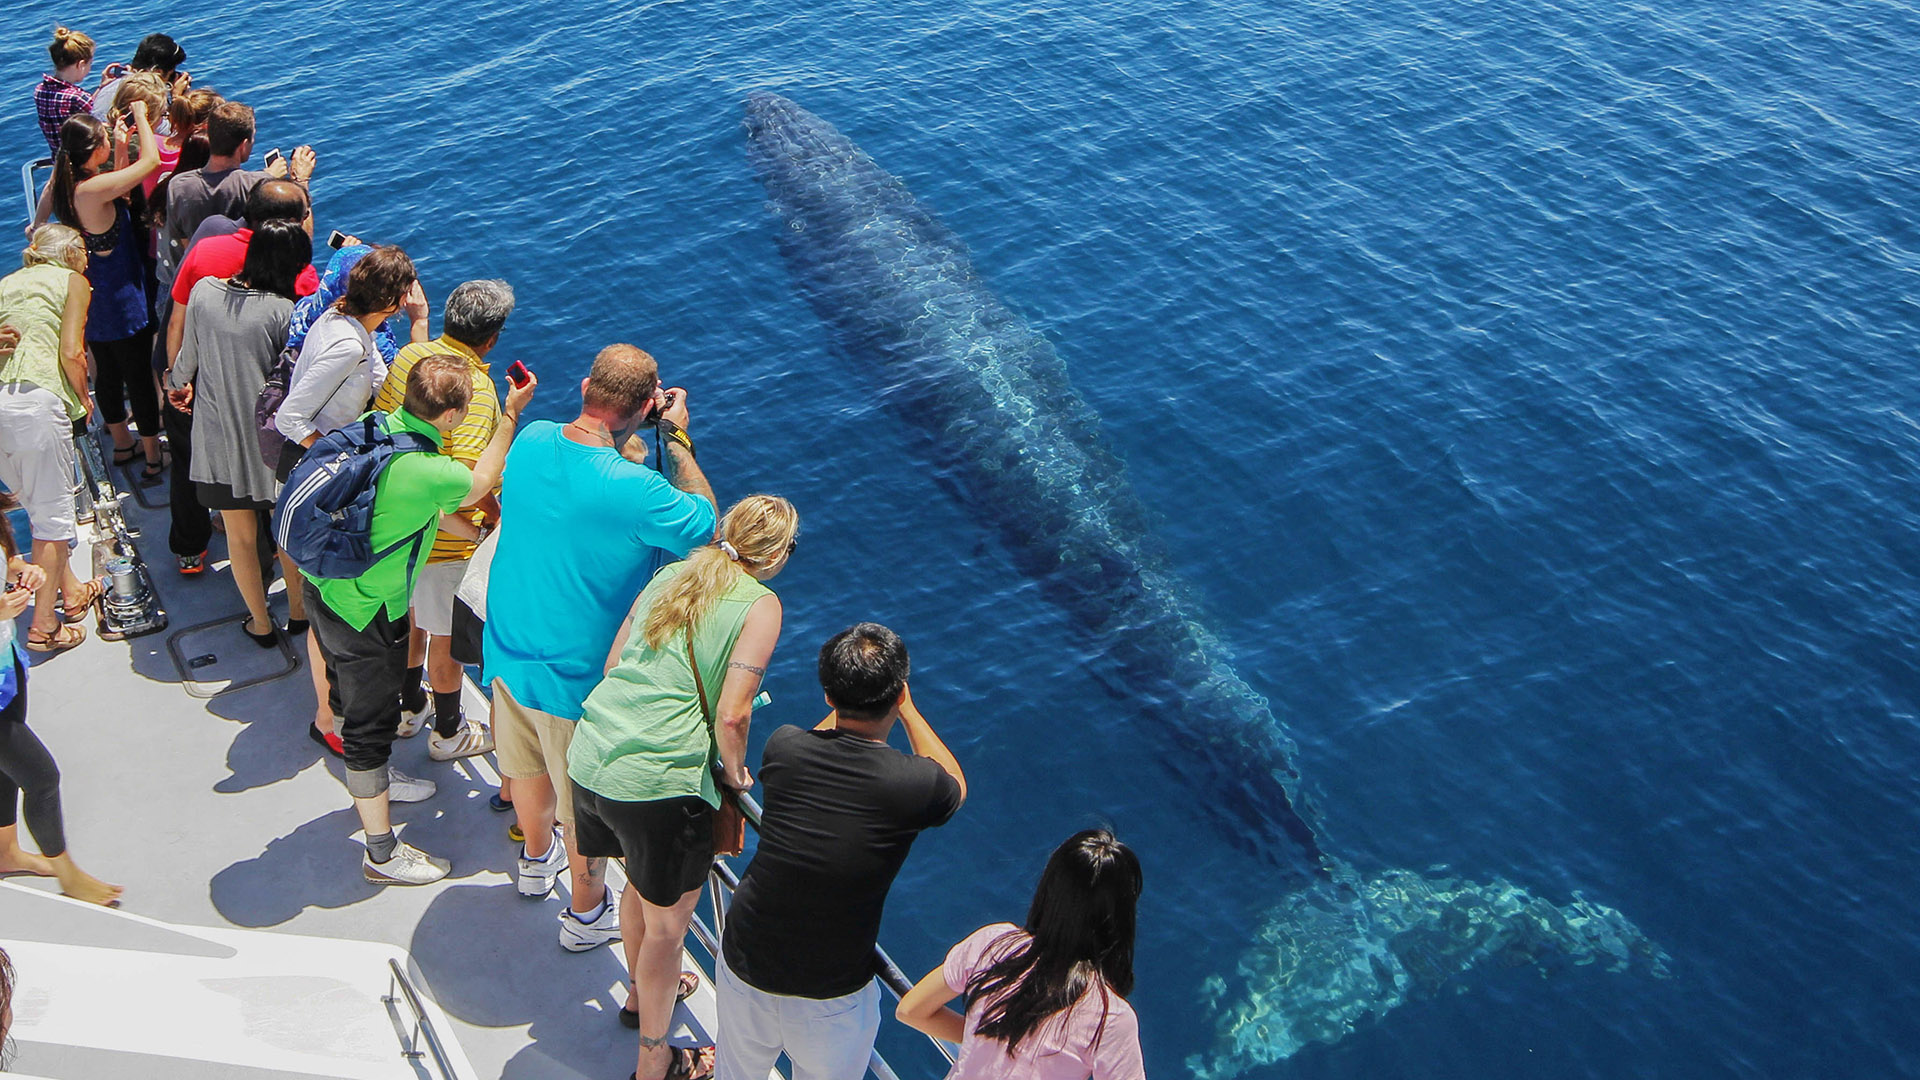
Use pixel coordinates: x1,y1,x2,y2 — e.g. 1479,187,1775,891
26,623,85,652
619,971,700,1028
59,578,105,622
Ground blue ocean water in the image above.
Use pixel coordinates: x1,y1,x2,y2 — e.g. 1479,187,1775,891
8,0,1920,1076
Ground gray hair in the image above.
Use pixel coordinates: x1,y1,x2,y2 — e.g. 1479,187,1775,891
441,279,515,347
22,224,86,271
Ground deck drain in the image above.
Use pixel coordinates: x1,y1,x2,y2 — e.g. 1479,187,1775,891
165,615,299,698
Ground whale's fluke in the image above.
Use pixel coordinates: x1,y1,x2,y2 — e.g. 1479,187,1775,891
743,90,1667,1073
1191,870,1671,1079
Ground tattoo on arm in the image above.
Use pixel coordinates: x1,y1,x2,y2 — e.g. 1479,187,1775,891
728,661,767,677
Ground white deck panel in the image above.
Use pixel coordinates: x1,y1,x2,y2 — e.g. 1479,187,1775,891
3,448,723,1079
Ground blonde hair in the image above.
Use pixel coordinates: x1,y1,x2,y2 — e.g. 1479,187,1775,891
641,495,799,650
113,73,167,130
22,224,86,272
169,88,221,138
49,27,94,68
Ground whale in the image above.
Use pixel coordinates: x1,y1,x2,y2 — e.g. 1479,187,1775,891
743,91,1669,1077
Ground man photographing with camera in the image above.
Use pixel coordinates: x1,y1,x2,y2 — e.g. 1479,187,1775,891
482,344,717,952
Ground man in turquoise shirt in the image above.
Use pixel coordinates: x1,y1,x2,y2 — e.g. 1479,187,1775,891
484,343,715,947
304,354,536,886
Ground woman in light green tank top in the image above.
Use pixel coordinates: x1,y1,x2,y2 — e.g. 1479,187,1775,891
0,225,99,654
569,493,798,1080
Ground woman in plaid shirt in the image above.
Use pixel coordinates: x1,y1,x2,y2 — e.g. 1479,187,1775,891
35,28,97,157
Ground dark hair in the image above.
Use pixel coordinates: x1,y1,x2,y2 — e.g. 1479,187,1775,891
0,506,18,563
818,623,909,719
204,101,254,157
150,133,210,224
404,354,473,420
131,33,185,73
581,344,659,419
50,112,109,228
442,279,514,347
337,246,415,318
0,944,13,1067
964,830,1142,1054
244,179,308,225
235,219,309,300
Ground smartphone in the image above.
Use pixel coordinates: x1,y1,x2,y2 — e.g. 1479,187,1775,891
263,147,284,170
506,361,532,389
327,230,349,250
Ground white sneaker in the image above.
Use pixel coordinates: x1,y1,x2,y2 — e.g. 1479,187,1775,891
363,840,451,886
395,705,429,739
428,718,494,761
517,830,565,898
558,890,622,952
386,765,437,803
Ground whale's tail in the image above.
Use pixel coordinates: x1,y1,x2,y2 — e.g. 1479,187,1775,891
1188,869,1672,1079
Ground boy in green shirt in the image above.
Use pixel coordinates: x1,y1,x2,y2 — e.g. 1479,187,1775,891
302,354,536,885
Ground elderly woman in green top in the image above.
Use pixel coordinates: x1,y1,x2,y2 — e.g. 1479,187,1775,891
570,493,799,1080
0,225,100,653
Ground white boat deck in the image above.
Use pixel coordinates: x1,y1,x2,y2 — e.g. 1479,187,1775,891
2,447,722,1080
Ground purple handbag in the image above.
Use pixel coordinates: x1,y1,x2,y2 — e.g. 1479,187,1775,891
254,344,300,470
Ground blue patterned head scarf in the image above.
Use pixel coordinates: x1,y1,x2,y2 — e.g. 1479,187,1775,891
285,244,401,362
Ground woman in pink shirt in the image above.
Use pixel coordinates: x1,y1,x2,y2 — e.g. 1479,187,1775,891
898,830,1147,1080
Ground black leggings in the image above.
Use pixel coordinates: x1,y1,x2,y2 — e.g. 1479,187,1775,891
90,325,161,433
0,659,66,857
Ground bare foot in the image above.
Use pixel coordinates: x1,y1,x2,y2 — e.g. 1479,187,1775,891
0,846,56,877
52,857,123,906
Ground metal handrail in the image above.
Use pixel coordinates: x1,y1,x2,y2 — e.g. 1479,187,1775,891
21,157,50,223
385,958,461,1080
704,789,960,1071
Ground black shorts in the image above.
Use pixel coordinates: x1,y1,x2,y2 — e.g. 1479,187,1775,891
571,787,713,906
195,481,272,512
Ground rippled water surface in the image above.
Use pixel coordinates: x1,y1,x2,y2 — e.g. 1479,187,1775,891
8,0,1919,1076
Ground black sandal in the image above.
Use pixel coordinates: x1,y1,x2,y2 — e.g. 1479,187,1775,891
242,618,279,649
141,458,166,482
112,445,137,466
630,1046,713,1080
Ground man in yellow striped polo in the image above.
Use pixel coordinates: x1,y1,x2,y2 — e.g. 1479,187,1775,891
369,279,514,761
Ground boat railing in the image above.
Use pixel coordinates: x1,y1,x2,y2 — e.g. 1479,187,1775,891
21,157,50,225
683,789,959,1080
385,958,462,1080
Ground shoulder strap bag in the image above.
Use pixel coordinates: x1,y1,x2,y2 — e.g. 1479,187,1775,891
687,627,747,857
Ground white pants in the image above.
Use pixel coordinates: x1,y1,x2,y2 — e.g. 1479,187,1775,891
0,384,77,542
716,953,881,1080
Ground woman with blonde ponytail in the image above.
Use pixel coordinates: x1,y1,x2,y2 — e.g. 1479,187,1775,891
569,494,799,1080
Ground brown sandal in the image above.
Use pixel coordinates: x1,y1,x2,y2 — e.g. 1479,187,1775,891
59,578,105,622
26,624,85,652
619,971,700,1027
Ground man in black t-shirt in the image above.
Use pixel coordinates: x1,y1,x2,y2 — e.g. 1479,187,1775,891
716,623,966,1080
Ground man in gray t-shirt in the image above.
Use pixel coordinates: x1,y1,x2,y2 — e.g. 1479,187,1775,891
160,101,313,287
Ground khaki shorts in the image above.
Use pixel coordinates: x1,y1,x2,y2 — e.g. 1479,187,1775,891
411,559,469,636
491,678,577,829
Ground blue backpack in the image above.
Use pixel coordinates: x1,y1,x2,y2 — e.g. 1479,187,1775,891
273,415,439,581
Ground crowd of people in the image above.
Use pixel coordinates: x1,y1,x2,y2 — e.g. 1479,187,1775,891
0,25,1150,1080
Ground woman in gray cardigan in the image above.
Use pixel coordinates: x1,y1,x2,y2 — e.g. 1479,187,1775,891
166,220,310,648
